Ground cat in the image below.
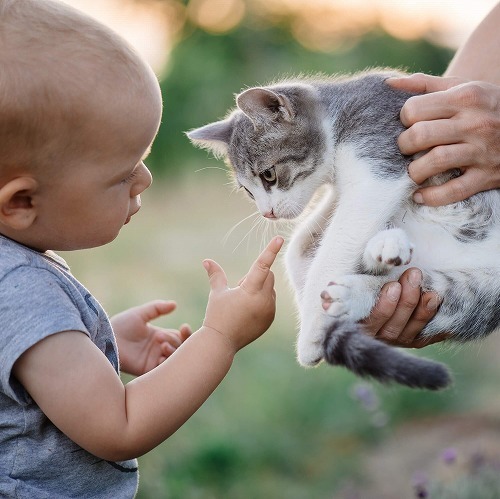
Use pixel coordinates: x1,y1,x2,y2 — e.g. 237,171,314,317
187,69,500,390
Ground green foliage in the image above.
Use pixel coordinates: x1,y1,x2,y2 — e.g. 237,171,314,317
147,26,453,176
135,324,468,498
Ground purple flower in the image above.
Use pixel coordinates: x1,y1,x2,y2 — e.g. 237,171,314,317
411,470,429,498
350,382,379,412
441,447,458,465
416,489,429,498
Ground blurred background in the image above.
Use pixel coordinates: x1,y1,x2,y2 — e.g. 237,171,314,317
59,1,500,497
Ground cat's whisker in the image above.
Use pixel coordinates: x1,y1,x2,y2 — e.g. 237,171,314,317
194,166,228,174
261,218,276,252
226,179,240,191
232,214,264,253
223,211,260,246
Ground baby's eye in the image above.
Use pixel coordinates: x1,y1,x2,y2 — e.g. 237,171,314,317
260,167,277,186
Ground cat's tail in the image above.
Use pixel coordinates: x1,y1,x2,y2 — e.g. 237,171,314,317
323,324,452,390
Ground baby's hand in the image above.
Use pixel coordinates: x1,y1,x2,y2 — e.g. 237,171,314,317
202,236,284,352
112,301,192,376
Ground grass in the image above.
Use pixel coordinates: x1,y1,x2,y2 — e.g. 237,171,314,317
61,171,500,498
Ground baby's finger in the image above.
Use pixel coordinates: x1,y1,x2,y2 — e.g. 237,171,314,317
160,341,176,358
203,259,228,291
243,236,283,292
179,324,192,341
137,300,177,322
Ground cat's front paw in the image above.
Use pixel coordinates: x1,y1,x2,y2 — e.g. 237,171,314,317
364,228,413,271
296,314,327,366
297,339,324,367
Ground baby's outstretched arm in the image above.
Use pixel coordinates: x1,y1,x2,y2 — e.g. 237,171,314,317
13,236,283,461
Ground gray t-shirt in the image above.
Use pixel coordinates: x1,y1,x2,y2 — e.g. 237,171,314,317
0,235,138,498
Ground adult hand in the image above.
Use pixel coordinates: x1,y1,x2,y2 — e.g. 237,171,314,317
362,268,449,348
388,73,500,206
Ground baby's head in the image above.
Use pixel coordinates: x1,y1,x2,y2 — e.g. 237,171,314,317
0,0,162,251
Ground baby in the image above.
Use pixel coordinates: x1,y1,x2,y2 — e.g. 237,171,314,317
0,1,282,497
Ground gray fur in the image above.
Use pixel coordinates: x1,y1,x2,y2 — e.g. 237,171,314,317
188,69,500,390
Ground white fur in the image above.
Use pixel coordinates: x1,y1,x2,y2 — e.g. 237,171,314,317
363,228,414,271
283,139,500,359
288,144,410,365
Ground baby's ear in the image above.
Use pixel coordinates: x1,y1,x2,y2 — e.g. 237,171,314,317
236,88,295,126
186,119,232,158
0,176,38,230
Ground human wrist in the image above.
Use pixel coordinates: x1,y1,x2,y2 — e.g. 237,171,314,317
199,324,239,357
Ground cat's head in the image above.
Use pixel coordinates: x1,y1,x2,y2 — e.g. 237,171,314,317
187,82,330,220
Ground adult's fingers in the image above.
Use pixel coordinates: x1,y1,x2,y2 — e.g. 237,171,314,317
373,268,423,343
387,73,464,95
400,93,457,129
362,282,401,335
408,331,451,349
242,236,283,292
413,168,487,206
398,118,462,156
407,143,475,184
392,292,441,346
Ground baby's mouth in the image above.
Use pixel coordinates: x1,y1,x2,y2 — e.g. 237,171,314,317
125,208,140,224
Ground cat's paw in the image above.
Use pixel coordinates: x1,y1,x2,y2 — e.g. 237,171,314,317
296,339,324,367
296,314,328,366
364,228,414,270
320,275,377,323
321,281,351,318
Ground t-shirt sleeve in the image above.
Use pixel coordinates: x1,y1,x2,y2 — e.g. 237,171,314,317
0,266,89,404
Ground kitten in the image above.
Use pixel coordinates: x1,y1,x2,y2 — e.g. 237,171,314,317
187,70,500,390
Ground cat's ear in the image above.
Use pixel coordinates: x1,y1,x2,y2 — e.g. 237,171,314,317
236,88,294,126
186,119,232,157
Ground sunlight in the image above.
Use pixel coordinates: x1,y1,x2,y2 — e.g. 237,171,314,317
60,0,498,69
59,0,175,72
187,0,246,34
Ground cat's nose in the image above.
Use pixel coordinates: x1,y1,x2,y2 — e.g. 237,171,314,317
263,209,277,219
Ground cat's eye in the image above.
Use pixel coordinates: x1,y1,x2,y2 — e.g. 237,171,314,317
260,167,277,186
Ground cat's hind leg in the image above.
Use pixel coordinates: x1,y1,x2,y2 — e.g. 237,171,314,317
297,274,385,367
320,228,413,321
320,274,384,322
